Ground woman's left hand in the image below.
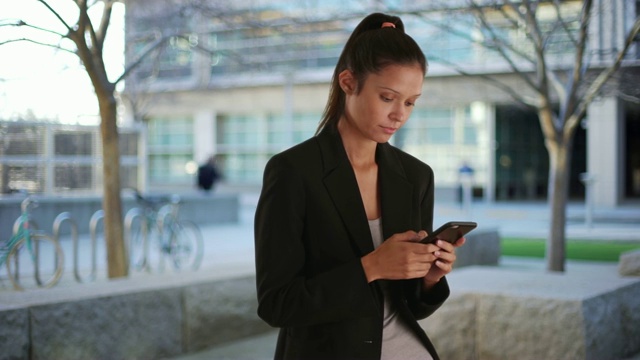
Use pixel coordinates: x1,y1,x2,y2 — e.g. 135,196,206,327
423,237,466,289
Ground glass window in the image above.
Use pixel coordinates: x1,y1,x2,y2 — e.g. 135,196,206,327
54,132,93,156
267,114,288,146
147,117,194,185
217,115,259,147
292,112,320,143
55,164,93,190
404,108,454,145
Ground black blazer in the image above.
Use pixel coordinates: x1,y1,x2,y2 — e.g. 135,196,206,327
255,127,449,360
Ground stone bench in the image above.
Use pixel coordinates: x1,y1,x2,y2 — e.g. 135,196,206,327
0,271,271,359
619,249,640,277
420,263,640,360
455,228,500,268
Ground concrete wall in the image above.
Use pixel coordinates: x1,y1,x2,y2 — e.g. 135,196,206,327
421,265,640,360
2,260,638,359
0,193,239,241
0,273,272,360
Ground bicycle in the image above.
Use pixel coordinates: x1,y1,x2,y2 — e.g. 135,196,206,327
127,190,203,271
1,196,65,290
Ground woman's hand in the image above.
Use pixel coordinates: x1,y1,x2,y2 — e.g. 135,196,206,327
361,230,440,283
422,237,466,290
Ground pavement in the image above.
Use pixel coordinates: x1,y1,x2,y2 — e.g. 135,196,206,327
2,192,640,358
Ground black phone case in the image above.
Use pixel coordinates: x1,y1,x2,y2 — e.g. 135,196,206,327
421,221,477,244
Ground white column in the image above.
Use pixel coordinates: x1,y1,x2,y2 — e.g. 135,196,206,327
193,110,216,164
586,97,623,207
485,104,496,203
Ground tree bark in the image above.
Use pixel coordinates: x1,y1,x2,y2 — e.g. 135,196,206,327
98,93,128,278
545,133,572,272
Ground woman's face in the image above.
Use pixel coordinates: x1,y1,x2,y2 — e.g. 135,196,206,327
339,63,424,144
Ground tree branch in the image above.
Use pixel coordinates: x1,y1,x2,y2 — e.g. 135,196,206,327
0,38,76,55
96,0,116,50
115,32,168,85
468,1,540,92
563,0,592,125
552,0,578,46
0,20,67,39
428,54,538,108
569,15,640,131
37,0,73,33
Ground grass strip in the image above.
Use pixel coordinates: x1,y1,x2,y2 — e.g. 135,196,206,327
500,238,640,262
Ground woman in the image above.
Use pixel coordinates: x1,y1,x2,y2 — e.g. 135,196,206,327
254,12,465,360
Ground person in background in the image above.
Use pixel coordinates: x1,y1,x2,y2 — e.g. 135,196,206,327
254,12,465,360
197,155,221,192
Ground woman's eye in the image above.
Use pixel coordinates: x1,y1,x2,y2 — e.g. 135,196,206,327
406,101,416,107
381,95,393,102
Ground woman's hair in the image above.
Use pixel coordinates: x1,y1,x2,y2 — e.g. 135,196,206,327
316,12,428,134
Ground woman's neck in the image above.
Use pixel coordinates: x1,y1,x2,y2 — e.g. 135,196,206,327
337,119,377,168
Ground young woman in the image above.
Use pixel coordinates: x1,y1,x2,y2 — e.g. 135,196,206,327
254,12,465,360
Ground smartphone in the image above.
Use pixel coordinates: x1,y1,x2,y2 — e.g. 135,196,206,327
420,221,477,244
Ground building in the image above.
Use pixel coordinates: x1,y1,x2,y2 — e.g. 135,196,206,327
122,0,640,207
0,121,141,195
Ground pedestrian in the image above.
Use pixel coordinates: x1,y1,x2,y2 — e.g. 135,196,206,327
197,155,221,192
254,12,466,360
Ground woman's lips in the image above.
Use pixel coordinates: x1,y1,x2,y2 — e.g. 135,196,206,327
381,126,397,134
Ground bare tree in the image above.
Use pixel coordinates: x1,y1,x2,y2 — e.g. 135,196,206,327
411,0,640,271
0,0,288,277
0,0,188,278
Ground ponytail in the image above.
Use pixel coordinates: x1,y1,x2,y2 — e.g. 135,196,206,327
316,13,427,134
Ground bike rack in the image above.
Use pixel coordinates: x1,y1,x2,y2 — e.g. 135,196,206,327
87,210,104,281
124,208,149,272
53,212,95,283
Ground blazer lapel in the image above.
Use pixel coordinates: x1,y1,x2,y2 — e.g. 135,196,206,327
318,128,374,255
376,143,414,240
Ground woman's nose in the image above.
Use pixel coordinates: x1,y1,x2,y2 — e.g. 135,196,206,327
391,104,407,122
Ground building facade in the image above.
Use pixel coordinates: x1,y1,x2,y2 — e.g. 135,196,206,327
0,121,142,195
123,0,640,207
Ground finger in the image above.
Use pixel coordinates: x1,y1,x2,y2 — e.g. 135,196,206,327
434,260,453,273
435,240,455,252
453,237,466,248
434,249,456,263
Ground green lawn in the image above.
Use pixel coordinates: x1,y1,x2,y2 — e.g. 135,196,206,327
501,238,640,262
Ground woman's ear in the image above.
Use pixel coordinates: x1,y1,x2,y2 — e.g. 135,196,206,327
338,69,356,94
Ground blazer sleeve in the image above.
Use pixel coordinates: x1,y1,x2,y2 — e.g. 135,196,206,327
254,153,379,328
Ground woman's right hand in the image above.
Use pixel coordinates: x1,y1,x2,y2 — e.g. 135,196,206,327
360,230,438,283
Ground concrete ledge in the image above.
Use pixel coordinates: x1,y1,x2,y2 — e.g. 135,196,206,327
420,264,640,360
455,228,500,268
0,271,272,359
619,249,640,277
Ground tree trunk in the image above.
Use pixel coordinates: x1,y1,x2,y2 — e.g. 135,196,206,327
545,136,572,272
98,94,128,278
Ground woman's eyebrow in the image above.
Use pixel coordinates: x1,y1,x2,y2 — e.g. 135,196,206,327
379,86,422,97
